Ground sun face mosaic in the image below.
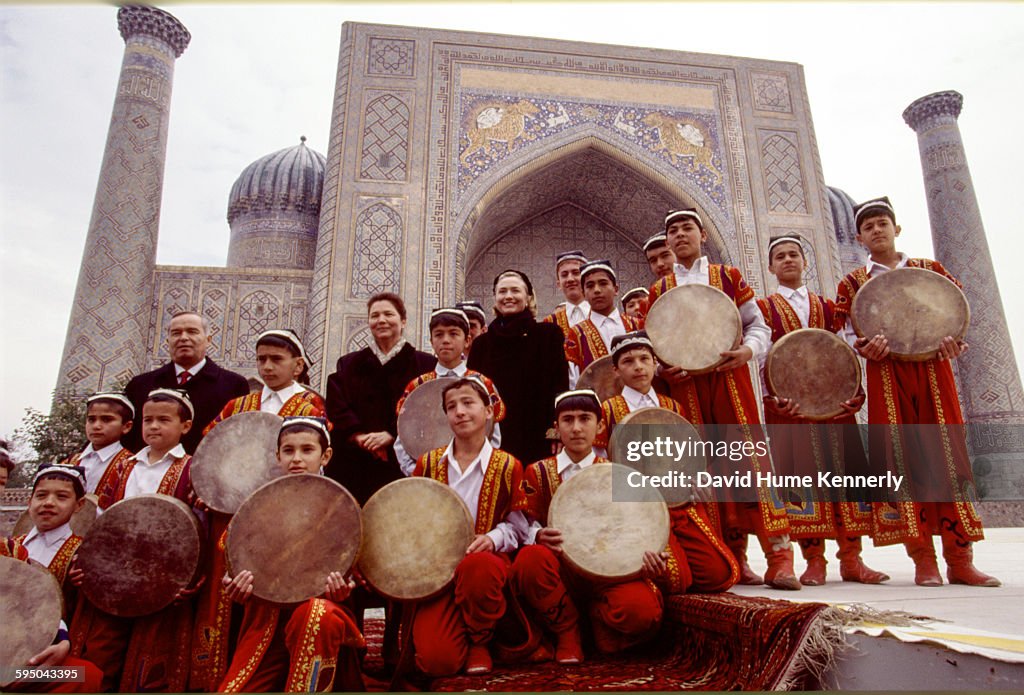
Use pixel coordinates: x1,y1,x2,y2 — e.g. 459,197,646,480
455,93,728,213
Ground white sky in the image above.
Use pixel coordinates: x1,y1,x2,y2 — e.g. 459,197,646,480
1,2,1022,439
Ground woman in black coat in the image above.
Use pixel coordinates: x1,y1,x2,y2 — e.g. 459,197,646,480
467,270,569,464
325,292,436,504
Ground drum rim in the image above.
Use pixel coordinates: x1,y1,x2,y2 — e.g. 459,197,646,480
190,410,284,514
850,266,970,361
645,284,742,373
608,407,700,509
548,462,670,580
226,474,362,606
577,354,624,403
357,476,474,602
765,327,862,421
78,493,202,617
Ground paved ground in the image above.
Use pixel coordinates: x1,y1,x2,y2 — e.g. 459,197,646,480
732,526,1024,636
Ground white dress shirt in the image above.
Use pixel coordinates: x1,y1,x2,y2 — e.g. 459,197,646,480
394,361,502,476
260,381,306,414
525,449,598,544
838,253,908,348
123,444,187,500
565,299,591,327
441,439,526,552
568,309,626,389
174,358,207,381
22,521,74,568
621,385,659,412
674,256,771,361
76,441,125,494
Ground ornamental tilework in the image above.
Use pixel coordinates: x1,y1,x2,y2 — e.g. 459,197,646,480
455,94,727,212
350,201,403,298
760,131,807,214
366,37,415,77
360,93,410,181
750,71,793,114
236,290,281,360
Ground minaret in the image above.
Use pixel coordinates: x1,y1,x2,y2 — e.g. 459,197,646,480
56,5,190,393
903,90,1024,497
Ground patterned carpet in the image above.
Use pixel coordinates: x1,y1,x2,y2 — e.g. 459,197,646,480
362,593,838,691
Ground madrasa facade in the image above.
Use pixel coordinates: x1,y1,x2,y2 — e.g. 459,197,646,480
55,5,1024,498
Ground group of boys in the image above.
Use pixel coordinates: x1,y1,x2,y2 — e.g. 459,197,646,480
1,195,1001,691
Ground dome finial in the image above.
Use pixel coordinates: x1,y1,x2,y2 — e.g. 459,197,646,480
300,135,307,144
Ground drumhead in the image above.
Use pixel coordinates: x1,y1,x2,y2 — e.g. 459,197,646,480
549,463,669,580
358,477,475,601
397,378,456,463
851,267,969,360
0,556,64,686
12,494,98,538
646,284,741,373
227,475,361,605
191,411,284,514
577,355,623,403
78,494,202,617
608,407,704,507
766,328,861,420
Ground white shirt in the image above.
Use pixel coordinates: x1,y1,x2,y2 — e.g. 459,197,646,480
525,449,598,544
174,358,207,381
260,382,306,414
565,299,591,327
673,256,771,360
77,441,124,494
441,439,526,553
568,309,626,389
622,385,659,412
838,253,909,348
434,361,468,378
123,444,187,500
777,285,810,328
22,521,74,568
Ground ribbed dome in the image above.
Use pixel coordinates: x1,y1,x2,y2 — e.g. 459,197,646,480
828,185,866,274
227,137,326,223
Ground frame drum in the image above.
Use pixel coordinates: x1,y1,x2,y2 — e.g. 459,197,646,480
227,475,361,605
78,494,202,617
646,285,742,373
608,407,703,507
358,477,474,601
765,328,861,421
548,463,669,581
851,267,969,360
191,411,283,514
0,556,64,686
577,355,623,403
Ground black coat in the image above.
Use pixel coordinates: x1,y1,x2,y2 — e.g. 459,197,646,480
467,311,569,464
123,359,251,454
325,343,436,505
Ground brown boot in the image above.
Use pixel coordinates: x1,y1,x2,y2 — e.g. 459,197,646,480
837,536,889,584
905,538,942,586
942,537,1001,587
761,535,801,591
727,534,763,585
798,539,827,586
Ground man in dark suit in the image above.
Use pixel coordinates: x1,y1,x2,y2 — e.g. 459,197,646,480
123,311,250,453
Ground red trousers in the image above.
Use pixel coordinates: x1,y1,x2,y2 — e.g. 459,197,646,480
510,545,663,653
219,598,364,693
412,552,509,677
9,656,103,694
667,505,739,593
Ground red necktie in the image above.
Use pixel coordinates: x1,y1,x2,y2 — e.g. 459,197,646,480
178,371,191,385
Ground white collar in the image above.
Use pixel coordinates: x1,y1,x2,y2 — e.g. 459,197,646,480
591,307,621,325
370,338,408,365
674,256,707,274
24,521,73,547
556,448,597,475
443,437,493,478
567,298,590,311
865,252,908,275
435,361,468,377
622,384,657,409
131,443,187,467
261,381,305,403
81,440,123,462
778,284,808,300
175,358,207,376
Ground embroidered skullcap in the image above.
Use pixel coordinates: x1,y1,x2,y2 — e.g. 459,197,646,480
621,287,649,305
87,391,136,419
642,233,668,253
455,301,487,324
555,250,588,269
554,389,601,410
146,388,195,420
665,208,703,230
257,329,310,365
580,259,617,283
610,330,654,361
854,196,896,228
280,416,331,443
439,374,492,411
33,463,87,497
429,308,470,334
767,234,806,257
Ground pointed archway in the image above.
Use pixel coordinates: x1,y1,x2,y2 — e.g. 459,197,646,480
456,135,729,312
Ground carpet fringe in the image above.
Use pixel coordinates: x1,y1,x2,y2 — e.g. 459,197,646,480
775,603,936,691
